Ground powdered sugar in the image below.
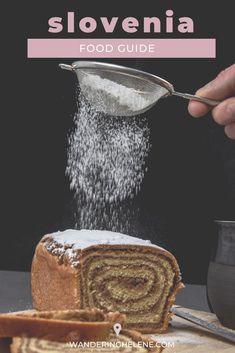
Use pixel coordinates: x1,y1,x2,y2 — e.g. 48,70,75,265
44,229,163,267
66,88,150,232
51,229,155,249
78,72,151,115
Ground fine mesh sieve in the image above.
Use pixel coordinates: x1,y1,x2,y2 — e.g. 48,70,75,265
60,61,219,117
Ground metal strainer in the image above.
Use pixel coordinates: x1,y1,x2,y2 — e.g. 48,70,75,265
60,61,219,117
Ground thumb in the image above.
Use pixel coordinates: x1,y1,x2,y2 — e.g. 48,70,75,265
188,64,235,118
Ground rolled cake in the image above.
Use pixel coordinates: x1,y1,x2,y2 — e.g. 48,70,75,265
32,230,183,333
0,309,124,342
11,330,163,353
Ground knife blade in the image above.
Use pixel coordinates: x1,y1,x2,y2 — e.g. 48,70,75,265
172,306,235,344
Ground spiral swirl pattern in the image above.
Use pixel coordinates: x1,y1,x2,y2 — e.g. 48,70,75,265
81,249,176,331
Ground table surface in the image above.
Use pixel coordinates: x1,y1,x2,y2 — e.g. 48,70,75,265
0,270,210,313
2,271,235,353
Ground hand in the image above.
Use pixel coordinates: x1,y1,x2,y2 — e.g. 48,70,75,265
188,64,235,139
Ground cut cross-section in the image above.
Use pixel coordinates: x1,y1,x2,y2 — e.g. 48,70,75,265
31,230,183,333
81,246,181,332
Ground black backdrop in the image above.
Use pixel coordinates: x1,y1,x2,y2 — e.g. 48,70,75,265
1,0,235,283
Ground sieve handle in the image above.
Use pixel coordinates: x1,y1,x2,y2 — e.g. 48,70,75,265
172,91,220,107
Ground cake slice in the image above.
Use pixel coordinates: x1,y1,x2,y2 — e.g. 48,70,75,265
0,309,123,342
32,230,183,333
11,330,163,353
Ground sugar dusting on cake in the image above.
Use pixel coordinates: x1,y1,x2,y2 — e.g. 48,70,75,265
44,229,164,267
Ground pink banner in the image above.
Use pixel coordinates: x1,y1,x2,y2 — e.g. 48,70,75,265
27,38,216,58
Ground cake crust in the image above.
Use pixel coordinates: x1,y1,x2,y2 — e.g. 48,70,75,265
32,230,184,333
32,242,81,311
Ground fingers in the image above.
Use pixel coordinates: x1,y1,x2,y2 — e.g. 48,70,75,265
188,64,235,139
198,64,235,100
212,97,235,126
224,123,235,139
188,99,210,118
214,97,235,139
188,64,235,118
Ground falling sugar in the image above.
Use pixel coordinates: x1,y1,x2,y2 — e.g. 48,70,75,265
66,85,150,232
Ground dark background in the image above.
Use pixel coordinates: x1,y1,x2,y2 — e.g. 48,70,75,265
1,1,235,283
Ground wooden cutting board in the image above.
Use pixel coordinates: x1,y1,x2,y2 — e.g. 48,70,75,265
152,307,235,352
0,308,234,352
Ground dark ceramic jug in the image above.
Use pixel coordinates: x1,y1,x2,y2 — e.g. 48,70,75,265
207,220,235,329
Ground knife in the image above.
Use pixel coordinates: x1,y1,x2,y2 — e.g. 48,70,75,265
172,306,235,344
